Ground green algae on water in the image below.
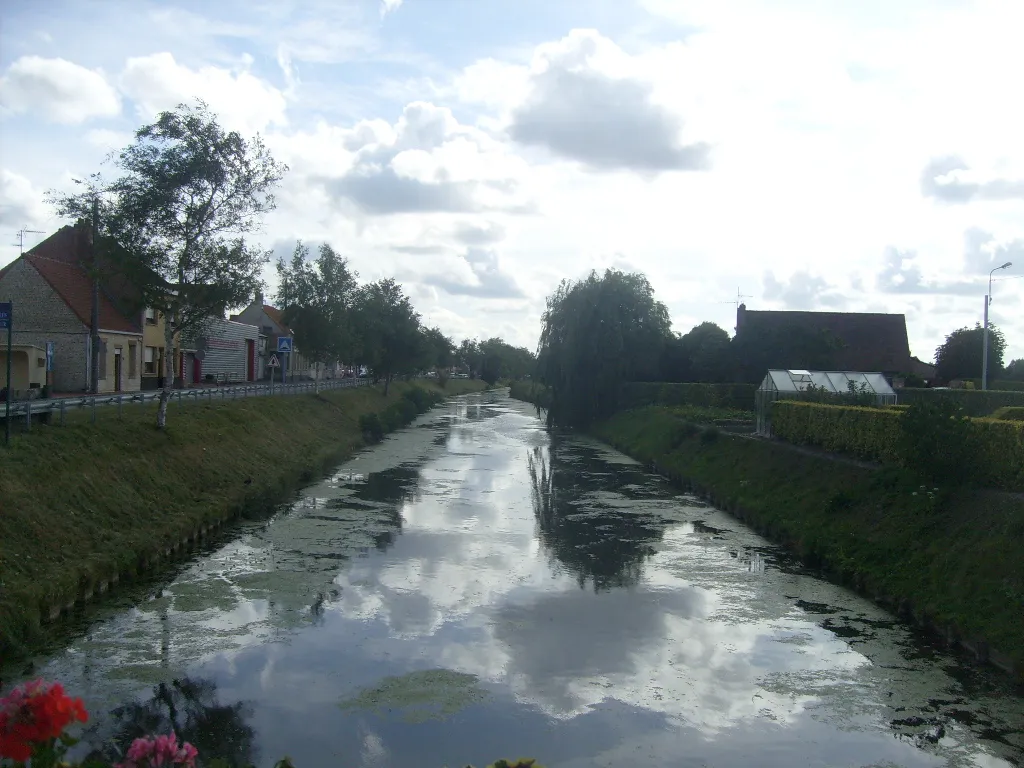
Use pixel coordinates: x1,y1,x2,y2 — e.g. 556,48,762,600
339,669,490,723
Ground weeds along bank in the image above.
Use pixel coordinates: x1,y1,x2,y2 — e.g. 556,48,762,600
509,383,1024,680
0,379,487,660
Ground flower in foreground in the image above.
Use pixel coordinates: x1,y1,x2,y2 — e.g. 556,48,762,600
0,679,88,761
115,731,198,768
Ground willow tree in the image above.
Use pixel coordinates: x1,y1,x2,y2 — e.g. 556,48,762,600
49,100,286,428
537,269,672,428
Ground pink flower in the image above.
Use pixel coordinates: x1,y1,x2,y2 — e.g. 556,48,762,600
115,731,198,768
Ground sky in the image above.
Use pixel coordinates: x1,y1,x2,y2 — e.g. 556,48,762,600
1,0,1022,361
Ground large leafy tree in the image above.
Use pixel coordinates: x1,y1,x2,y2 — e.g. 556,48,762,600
457,339,483,377
935,323,1006,383
661,322,733,382
1004,359,1024,382
276,241,358,392
48,100,287,428
419,326,456,380
537,269,672,427
478,337,536,384
354,278,422,395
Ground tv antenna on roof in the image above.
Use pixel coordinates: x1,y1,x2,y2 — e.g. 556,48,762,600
12,228,45,255
719,287,752,310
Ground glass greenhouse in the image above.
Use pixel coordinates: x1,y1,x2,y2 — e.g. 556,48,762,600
755,369,897,435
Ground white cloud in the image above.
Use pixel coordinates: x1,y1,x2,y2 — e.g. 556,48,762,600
0,169,53,230
380,0,403,18
119,52,288,134
0,56,120,123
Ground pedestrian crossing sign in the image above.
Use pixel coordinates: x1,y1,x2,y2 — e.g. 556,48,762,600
267,353,281,368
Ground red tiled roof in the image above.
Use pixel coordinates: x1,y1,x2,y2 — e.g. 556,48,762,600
27,223,91,264
26,255,141,334
262,304,292,333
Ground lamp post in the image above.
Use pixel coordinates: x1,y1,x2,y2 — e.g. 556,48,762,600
982,261,1012,390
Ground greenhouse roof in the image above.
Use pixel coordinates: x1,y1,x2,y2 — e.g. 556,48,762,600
760,369,896,396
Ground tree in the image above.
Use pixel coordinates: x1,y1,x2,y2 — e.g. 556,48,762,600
731,321,844,383
1005,359,1024,381
276,241,358,392
48,100,287,428
537,269,672,427
661,322,733,382
458,339,482,377
354,278,422,395
420,326,455,384
934,323,1006,383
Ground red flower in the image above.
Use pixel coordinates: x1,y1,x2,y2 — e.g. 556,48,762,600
0,679,88,761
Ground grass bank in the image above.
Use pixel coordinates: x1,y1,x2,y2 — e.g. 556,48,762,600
0,379,488,660
591,406,1024,680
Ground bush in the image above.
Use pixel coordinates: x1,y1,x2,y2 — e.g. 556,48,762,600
621,382,756,411
358,413,384,443
699,426,721,445
897,387,1024,417
772,400,1024,490
669,420,700,448
992,406,1024,422
402,386,428,412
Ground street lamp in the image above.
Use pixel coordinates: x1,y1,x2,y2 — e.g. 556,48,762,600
982,261,1012,390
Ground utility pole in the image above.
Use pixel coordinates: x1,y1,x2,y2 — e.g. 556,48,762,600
90,198,101,395
11,228,44,255
982,261,1013,390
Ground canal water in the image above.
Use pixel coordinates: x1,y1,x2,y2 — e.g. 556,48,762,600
4,390,1023,767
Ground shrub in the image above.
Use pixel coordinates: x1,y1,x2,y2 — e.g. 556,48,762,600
358,413,384,443
402,387,428,412
896,387,1024,417
699,426,721,445
992,406,1024,422
669,421,700,448
773,400,1024,490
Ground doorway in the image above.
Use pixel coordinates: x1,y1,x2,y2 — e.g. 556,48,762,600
113,349,123,392
246,339,256,381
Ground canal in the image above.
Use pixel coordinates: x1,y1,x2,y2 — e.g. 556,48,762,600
4,390,1023,767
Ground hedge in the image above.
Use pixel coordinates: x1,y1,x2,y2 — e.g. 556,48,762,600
772,402,902,462
620,382,756,411
896,387,1024,417
992,406,1024,422
773,401,1024,490
967,379,1024,392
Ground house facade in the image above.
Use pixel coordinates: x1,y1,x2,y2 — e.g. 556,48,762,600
188,317,262,384
0,253,142,394
231,295,310,380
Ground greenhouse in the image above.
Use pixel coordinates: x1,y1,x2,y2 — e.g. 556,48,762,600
755,369,897,435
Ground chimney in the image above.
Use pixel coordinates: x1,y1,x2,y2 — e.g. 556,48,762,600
736,302,747,334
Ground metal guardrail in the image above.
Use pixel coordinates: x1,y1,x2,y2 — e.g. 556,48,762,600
2,377,372,429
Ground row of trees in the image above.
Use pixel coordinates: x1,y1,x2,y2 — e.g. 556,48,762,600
48,99,533,427
536,268,1021,428
275,242,535,394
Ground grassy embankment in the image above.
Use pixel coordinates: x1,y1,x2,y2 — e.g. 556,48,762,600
0,378,487,660
509,381,1024,680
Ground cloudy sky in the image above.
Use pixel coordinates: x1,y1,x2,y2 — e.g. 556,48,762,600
1,0,1022,360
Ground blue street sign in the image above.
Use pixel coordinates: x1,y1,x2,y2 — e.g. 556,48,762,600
277,336,293,353
46,341,54,371
0,302,11,330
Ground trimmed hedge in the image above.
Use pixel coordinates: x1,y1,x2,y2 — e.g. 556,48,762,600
773,402,902,462
993,406,1024,422
773,401,1024,490
897,387,1024,417
968,379,1024,392
621,382,755,411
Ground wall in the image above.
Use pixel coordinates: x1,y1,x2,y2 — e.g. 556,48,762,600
0,259,89,392
197,317,259,382
0,347,45,393
97,332,143,393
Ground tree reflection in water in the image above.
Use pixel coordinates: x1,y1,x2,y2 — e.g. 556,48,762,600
82,677,256,768
528,443,670,591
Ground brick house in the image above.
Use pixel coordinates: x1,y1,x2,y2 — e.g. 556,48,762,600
0,252,143,393
231,294,310,380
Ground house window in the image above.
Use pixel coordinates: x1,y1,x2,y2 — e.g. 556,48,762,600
144,346,157,374
129,343,138,378
145,308,157,325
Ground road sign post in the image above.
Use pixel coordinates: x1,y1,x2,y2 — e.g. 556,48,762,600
277,337,293,385
2,302,12,446
267,353,281,395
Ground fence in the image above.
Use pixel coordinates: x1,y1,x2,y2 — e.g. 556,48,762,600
1,377,371,431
